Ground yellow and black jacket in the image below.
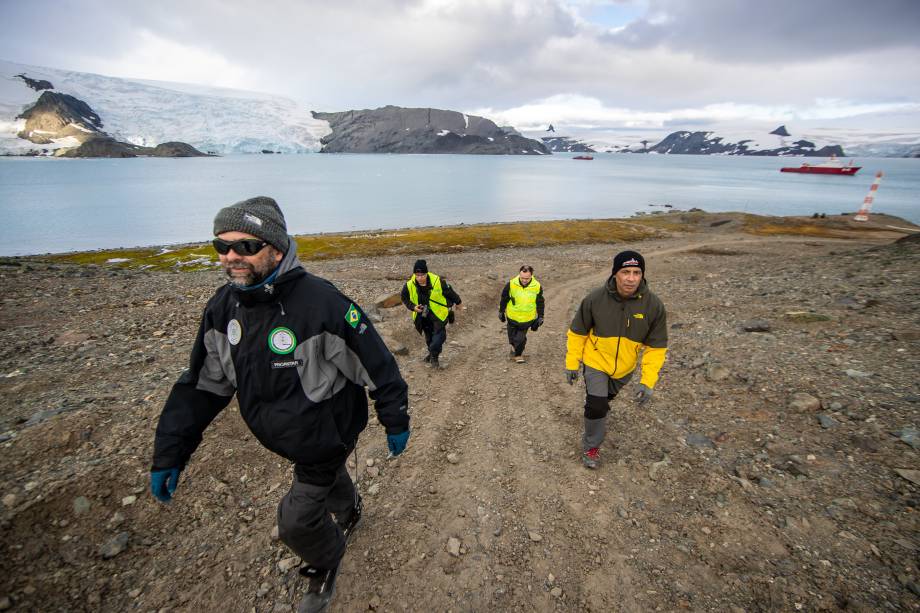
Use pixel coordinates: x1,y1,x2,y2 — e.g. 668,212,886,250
565,277,668,388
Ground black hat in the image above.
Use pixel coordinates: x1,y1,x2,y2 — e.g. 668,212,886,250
612,250,645,274
413,259,428,273
213,196,289,253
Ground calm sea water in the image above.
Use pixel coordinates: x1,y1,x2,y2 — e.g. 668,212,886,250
0,153,918,256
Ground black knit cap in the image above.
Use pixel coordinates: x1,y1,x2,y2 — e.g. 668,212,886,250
213,196,289,253
612,250,645,274
413,259,428,273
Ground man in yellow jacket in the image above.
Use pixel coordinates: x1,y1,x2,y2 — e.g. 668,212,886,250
499,265,545,364
565,250,668,469
400,259,462,369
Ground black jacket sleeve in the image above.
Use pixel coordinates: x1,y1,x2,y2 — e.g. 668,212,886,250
327,293,410,434
499,281,511,313
152,308,234,470
536,286,545,319
441,278,461,306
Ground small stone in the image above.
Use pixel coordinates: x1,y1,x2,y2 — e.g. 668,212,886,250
817,414,839,429
550,587,563,597
256,582,271,598
617,508,629,519
740,319,771,333
893,427,920,450
366,467,380,478
369,595,381,611
447,537,461,557
109,511,125,527
446,453,459,464
705,365,731,382
128,588,142,598
2,494,17,508
428,485,437,494
685,433,715,449
548,573,555,584
73,496,91,515
278,556,300,572
757,477,773,488
844,369,872,379
100,532,130,559
121,495,137,506
784,311,831,323
528,531,543,542
788,393,821,412
366,458,375,468
895,468,920,486
270,525,279,540
367,483,380,496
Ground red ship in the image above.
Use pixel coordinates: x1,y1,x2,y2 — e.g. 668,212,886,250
780,155,860,176
573,155,594,160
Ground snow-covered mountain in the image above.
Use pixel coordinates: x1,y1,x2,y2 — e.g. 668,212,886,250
0,60,330,155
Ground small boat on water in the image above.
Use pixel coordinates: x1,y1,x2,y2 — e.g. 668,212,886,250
573,155,594,160
780,155,860,176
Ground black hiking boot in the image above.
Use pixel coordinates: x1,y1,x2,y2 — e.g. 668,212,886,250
423,353,431,363
298,563,340,613
336,494,362,542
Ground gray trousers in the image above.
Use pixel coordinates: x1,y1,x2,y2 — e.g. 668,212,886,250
277,463,357,570
582,365,633,451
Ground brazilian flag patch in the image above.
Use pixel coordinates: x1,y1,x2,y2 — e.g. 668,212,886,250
345,303,361,329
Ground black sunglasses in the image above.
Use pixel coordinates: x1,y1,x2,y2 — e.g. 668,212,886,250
212,238,268,256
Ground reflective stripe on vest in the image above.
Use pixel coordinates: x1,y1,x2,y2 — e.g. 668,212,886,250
406,273,449,322
505,275,541,323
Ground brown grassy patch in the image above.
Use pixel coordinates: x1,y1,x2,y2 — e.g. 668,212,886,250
687,246,746,256
42,219,663,270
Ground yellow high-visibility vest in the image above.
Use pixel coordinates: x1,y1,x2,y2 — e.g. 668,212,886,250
406,273,449,322
505,275,541,323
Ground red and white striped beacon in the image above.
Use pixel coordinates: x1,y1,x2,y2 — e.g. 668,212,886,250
854,171,883,222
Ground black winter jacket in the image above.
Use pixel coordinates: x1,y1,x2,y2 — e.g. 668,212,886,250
152,240,409,484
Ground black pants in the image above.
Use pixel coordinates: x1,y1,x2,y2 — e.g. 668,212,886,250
277,463,357,570
418,316,447,358
506,320,533,356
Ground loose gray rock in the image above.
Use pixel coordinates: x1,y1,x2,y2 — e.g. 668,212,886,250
277,556,300,572
892,427,920,450
685,433,715,449
446,453,460,464
72,496,91,515
817,414,839,429
706,365,731,382
844,369,872,379
740,319,771,332
447,537,461,557
100,532,130,559
528,531,543,542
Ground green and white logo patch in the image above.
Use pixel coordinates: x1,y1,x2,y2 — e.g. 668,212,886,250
345,303,361,329
268,327,297,354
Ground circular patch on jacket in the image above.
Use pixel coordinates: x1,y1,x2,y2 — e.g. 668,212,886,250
268,327,297,354
227,319,242,345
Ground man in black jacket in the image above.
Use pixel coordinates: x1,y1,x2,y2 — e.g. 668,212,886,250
150,196,410,611
400,259,461,369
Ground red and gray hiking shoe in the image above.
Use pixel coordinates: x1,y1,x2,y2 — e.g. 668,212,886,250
582,447,600,469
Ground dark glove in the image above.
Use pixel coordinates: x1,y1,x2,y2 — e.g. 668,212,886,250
530,317,544,331
387,430,410,457
634,384,653,405
566,369,579,385
150,467,181,503
498,311,506,323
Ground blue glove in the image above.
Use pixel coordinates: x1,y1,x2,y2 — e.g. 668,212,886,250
387,430,410,457
634,384,653,405
150,467,181,503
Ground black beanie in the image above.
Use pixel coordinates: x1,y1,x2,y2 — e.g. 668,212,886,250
213,196,289,253
612,250,645,274
413,259,428,273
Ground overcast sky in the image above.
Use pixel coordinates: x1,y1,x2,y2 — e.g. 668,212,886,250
2,0,919,133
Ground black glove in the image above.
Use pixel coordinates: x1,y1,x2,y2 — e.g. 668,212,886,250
498,311,506,323
530,317,544,331
566,369,579,385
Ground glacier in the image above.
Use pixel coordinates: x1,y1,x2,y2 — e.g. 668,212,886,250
0,60,330,155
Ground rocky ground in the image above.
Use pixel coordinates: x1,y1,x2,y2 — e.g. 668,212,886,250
0,217,918,612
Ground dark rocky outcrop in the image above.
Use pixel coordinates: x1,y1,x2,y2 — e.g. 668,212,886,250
14,73,54,91
60,137,207,158
770,125,790,137
541,136,595,153
313,106,548,155
16,91,104,143
645,131,846,157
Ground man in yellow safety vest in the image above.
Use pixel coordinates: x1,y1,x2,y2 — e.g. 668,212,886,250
498,265,545,364
400,259,462,369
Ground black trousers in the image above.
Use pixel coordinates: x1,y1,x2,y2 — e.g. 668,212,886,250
506,320,533,356
418,316,447,358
